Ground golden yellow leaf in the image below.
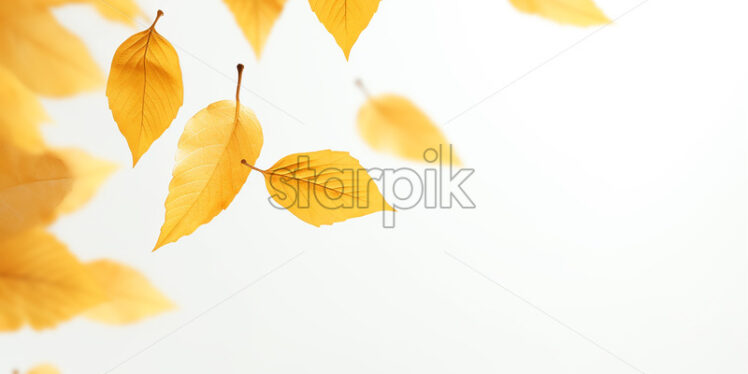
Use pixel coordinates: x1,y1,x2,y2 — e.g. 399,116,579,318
27,364,60,374
107,10,184,166
93,0,145,26
308,0,381,59
244,150,393,226
53,148,118,215
0,66,49,152
224,0,287,58
0,229,104,331
0,7,103,96
508,0,610,26
0,143,73,236
84,260,174,324
154,65,263,250
356,88,462,165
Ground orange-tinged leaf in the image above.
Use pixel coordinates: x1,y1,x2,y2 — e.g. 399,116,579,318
224,0,287,58
357,92,462,165
53,148,117,215
0,143,73,236
84,260,174,324
27,364,60,374
0,7,103,96
508,0,610,26
154,65,263,250
0,229,105,331
0,66,49,152
107,10,184,166
250,150,393,226
308,0,381,59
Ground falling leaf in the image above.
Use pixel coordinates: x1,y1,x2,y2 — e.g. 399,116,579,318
0,143,73,236
107,10,184,166
154,65,263,250
0,7,103,96
243,150,393,226
0,229,105,331
93,0,145,26
0,66,49,152
508,0,610,26
308,0,381,59
356,85,462,165
84,260,174,324
27,0,144,26
224,0,287,58
26,364,60,374
53,148,118,215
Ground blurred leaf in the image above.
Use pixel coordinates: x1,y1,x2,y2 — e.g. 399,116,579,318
509,0,610,26
154,65,263,251
357,91,461,165
0,143,73,236
0,66,49,152
251,150,393,226
53,148,117,215
224,0,287,58
0,7,103,96
308,0,381,59
26,0,145,26
0,229,105,331
93,0,145,26
27,364,60,374
107,10,183,166
84,260,174,324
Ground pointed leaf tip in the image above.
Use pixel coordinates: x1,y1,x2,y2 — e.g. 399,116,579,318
308,0,381,59
224,0,288,59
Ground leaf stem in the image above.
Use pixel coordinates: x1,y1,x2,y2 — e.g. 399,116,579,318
235,64,244,104
235,64,244,120
241,159,265,174
354,78,372,98
150,9,164,29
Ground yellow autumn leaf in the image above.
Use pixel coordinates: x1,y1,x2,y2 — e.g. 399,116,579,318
107,10,184,166
84,260,174,324
93,0,145,26
25,0,144,25
154,65,263,251
356,86,462,165
243,150,393,226
27,364,60,374
53,148,118,215
0,229,105,331
0,143,73,236
308,0,381,59
0,7,103,96
508,0,610,26
224,0,287,58
0,66,49,152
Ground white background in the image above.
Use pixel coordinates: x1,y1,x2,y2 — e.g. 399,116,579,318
1,0,747,373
